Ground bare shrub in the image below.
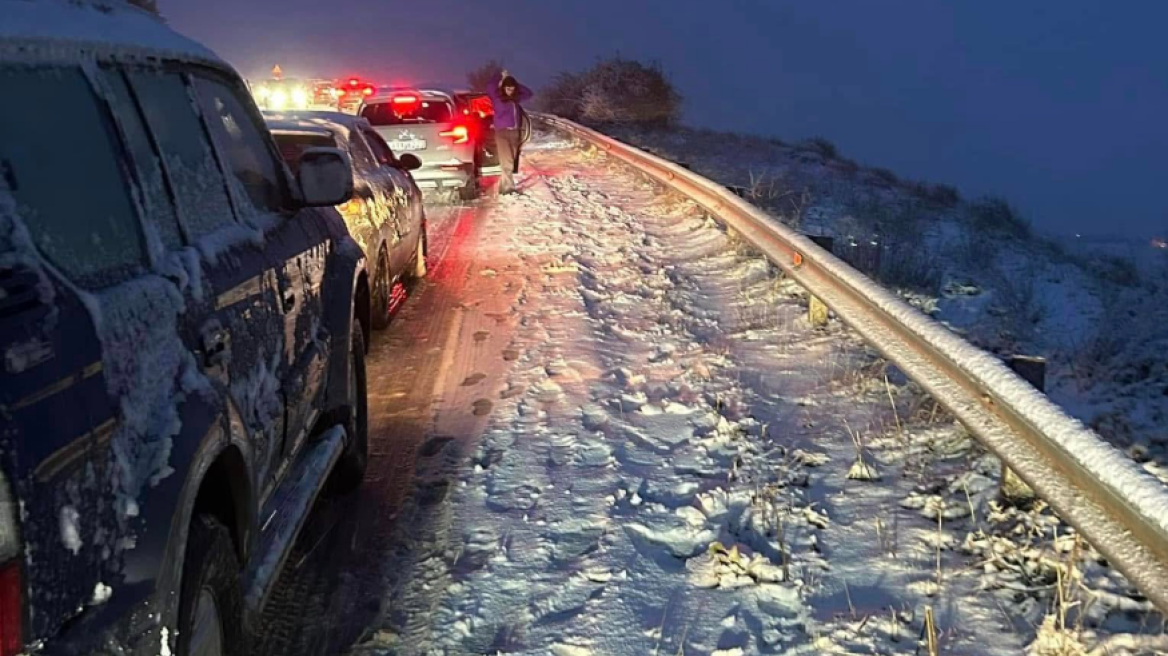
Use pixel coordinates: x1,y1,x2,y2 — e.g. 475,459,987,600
986,264,1047,341
538,58,682,126
911,182,962,208
466,59,505,92
867,167,901,188
968,196,1032,239
1086,254,1141,287
128,0,160,14
955,228,999,270
797,136,839,160
846,198,943,294
831,157,861,175
879,242,943,294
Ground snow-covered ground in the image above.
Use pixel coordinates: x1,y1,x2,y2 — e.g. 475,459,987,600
599,125,1168,488
345,132,1164,655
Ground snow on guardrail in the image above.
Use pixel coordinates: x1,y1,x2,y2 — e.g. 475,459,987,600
536,113,1168,613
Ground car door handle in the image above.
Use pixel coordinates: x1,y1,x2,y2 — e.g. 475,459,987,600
282,289,296,312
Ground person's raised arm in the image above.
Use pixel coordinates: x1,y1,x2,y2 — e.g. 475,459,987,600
516,82,534,103
486,69,506,102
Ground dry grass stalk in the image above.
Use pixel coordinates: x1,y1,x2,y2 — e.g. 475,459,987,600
923,607,939,656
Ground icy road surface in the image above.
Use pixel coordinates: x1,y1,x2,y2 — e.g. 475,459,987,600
259,133,1041,655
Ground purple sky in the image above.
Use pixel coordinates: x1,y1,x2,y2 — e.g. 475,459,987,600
167,0,1168,239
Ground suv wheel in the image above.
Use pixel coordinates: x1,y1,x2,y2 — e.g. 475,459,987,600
177,515,243,656
370,249,392,330
330,322,368,493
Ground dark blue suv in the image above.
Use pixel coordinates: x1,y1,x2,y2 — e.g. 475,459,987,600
0,3,372,655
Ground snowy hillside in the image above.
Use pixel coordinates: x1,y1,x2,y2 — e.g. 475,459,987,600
596,124,1168,487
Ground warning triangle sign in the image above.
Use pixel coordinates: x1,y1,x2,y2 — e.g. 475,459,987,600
271,65,283,79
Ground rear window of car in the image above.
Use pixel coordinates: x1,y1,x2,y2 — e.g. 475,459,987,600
0,65,147,287
272,132,337,176
362,99,453,126
460,94,494,117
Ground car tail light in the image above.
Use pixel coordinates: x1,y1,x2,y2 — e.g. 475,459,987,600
0,562,19,656
392,95,418,105
440,125,470,144
0,471,21,656
362,85,375,97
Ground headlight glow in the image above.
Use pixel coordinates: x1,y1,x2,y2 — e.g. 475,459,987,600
269,89,289,110
291,87,310,108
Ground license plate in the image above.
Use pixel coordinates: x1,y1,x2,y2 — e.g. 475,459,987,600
389,139,426,152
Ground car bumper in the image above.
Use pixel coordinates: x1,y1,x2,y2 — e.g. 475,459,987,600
411,163,474,190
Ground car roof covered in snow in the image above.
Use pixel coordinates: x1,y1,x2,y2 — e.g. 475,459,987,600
0,0,223,66
264,120,336,139
262,111,375,142
367,84,465,104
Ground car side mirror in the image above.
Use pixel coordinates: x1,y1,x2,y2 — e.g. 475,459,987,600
297,148,353,206
397,153,422,172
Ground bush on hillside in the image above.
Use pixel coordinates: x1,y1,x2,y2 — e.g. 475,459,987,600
128,0,159,14
801,137,839,160
866,166,901,188
968,196,1031,238
538,58,682,126
911,182,962,209
467,60,505,93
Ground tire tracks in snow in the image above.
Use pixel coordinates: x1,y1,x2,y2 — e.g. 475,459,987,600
345,138,1031,655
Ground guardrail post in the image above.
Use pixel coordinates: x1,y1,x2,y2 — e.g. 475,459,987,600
806,235,834,327
1001,355,1046,506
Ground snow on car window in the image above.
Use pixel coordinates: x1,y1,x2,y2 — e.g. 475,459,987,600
99,67,183,253
128,70,235,239
0,65,146,288
192,75,285,218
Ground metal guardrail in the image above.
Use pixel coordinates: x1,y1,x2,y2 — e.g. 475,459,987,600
537,114,1168,613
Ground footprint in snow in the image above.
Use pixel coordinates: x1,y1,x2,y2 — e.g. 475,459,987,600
462,372,487,386
502,349,521,361
472,399,493,416
415,479,450,507
419,436,454,458
474,330,490,342
499,384,525,399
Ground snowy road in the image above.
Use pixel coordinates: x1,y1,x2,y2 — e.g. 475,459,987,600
255,132,1048,655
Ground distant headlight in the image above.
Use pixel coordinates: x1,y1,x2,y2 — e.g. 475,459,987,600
254,85,271,101
291,87,310,108
270,89,289,110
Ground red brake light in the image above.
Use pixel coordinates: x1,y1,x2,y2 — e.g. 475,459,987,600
392,95,418,105
440,125,470,144
0,562,21,656
362,86,374,96
349,78,359,86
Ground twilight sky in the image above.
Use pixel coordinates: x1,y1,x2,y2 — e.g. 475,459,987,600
167,1,1168,239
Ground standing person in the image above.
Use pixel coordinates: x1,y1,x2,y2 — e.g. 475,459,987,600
487,69,533,195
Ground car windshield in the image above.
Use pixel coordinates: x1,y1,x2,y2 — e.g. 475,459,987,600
362,99,453,125
272,131,337,175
